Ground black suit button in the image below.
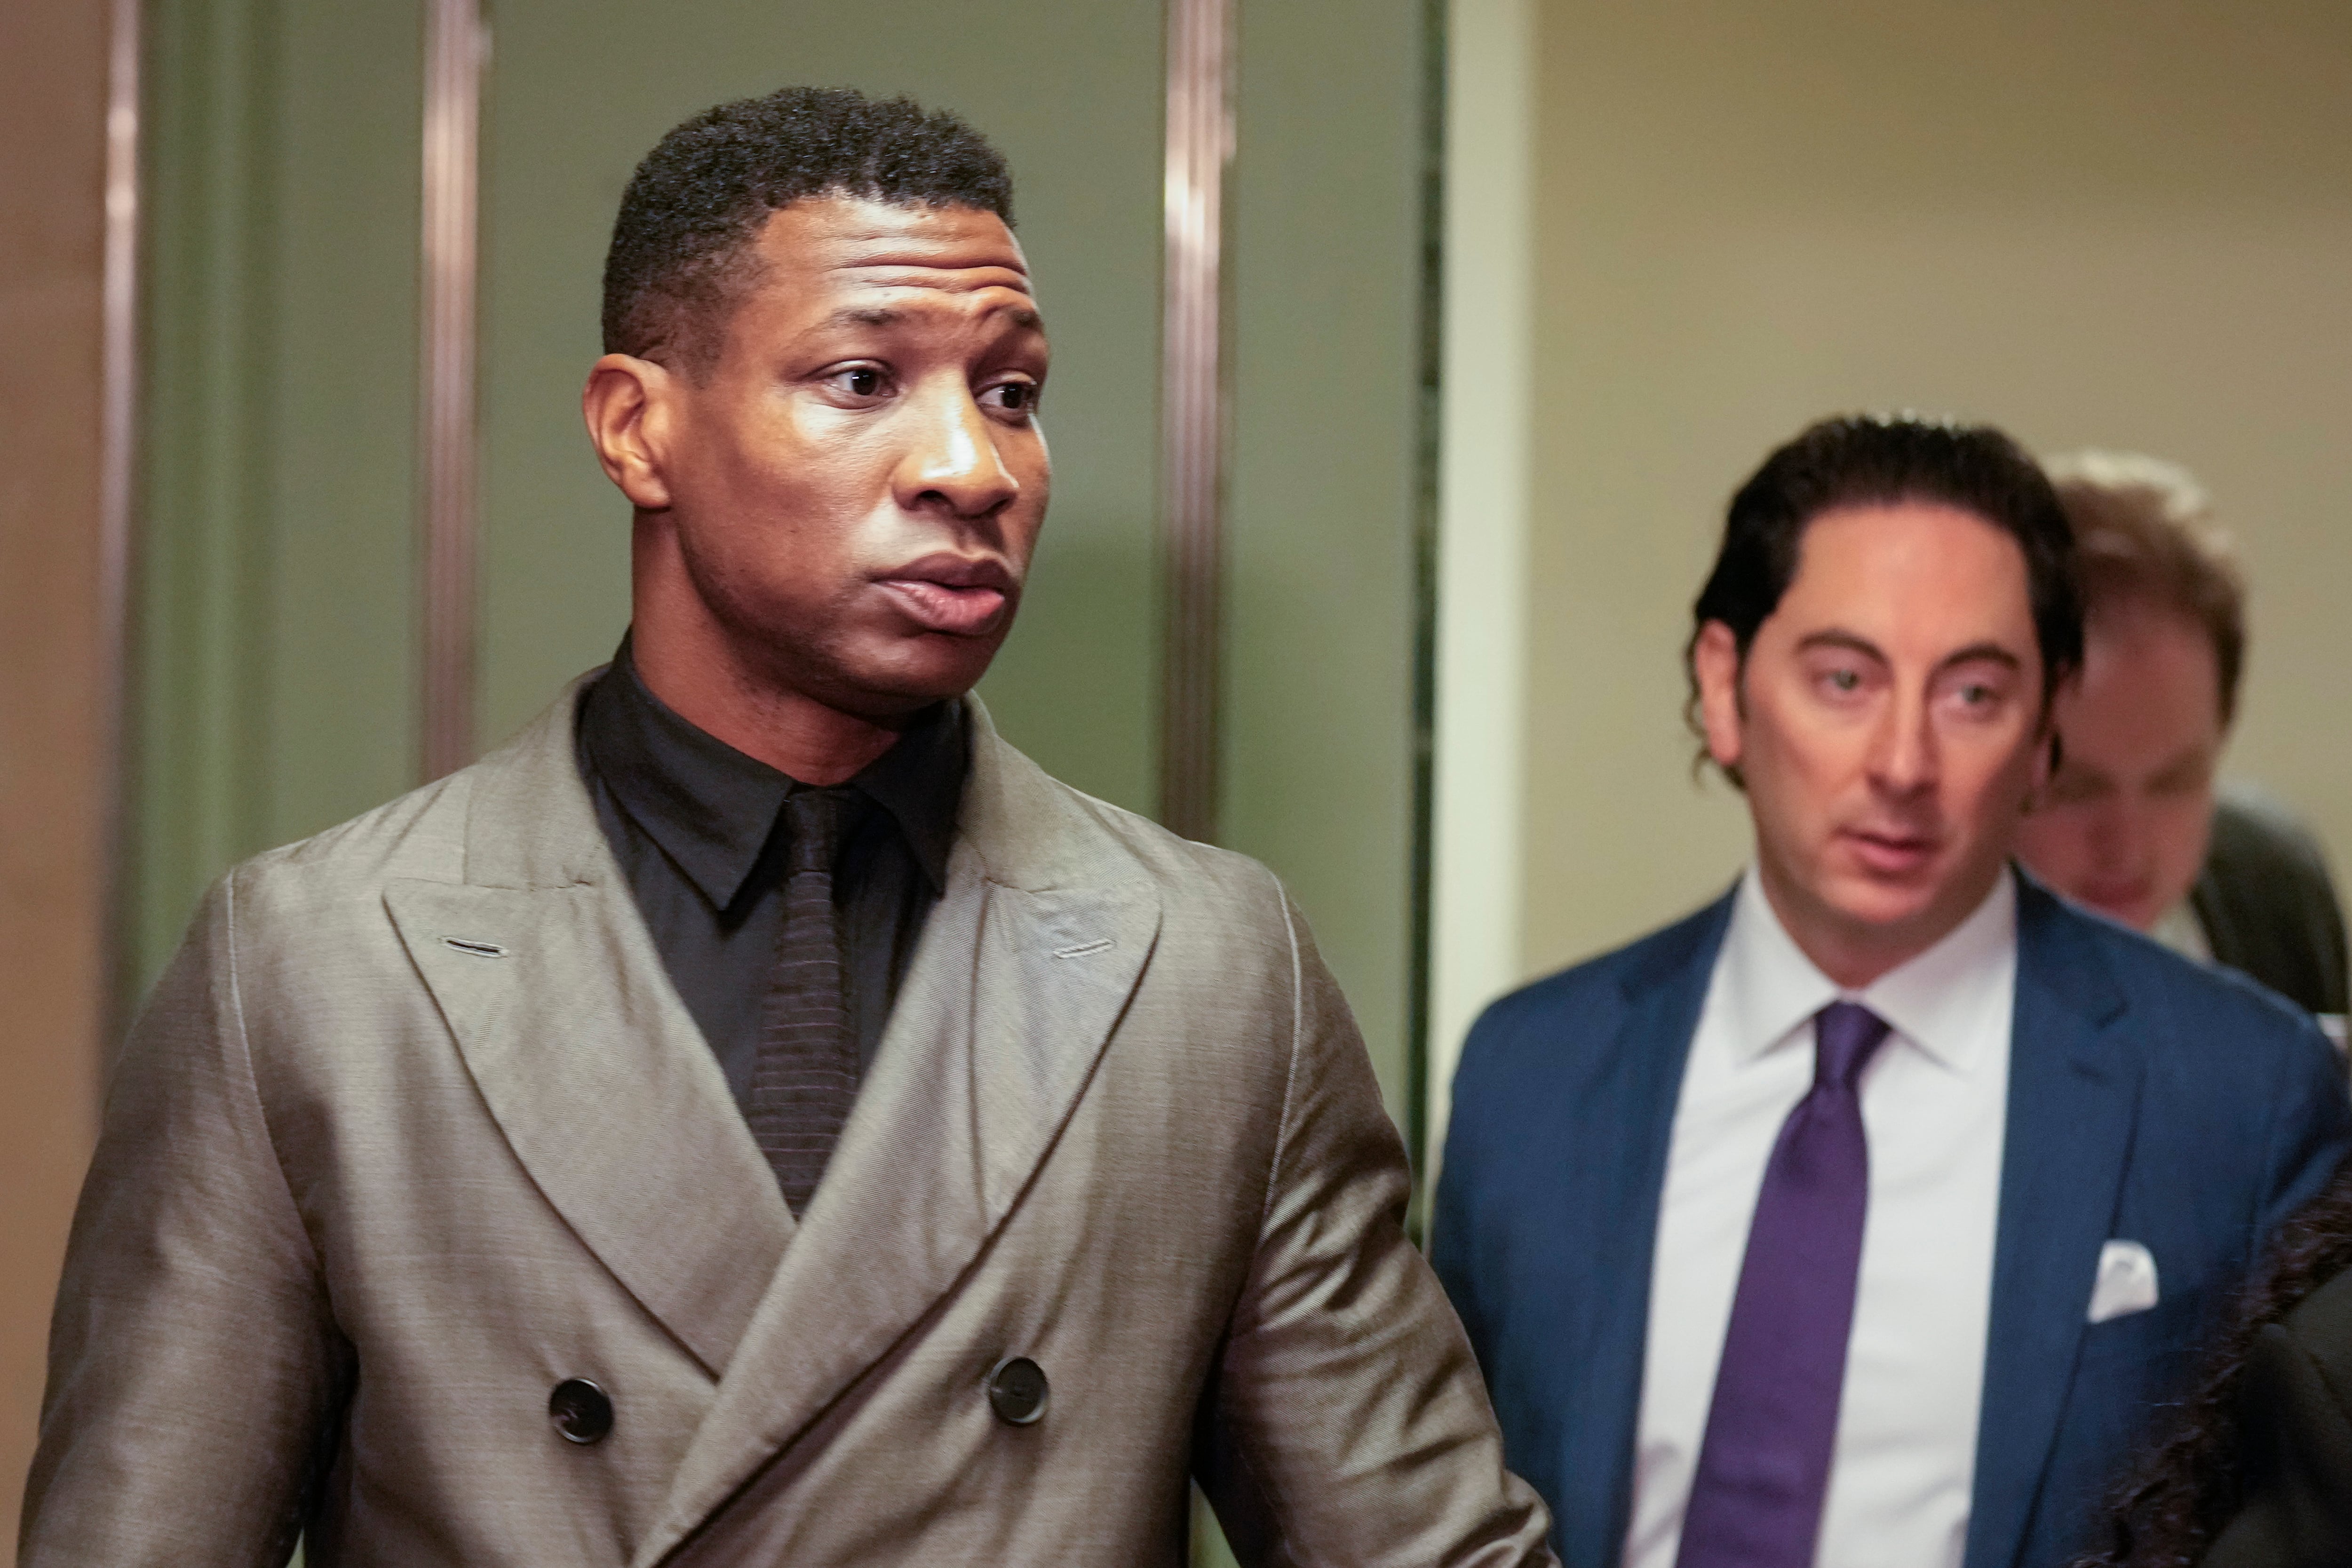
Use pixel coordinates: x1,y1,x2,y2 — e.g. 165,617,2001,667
549,1378,613,1444
986,1356,1049,1425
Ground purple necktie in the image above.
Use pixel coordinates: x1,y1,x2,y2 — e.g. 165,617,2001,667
1675,1001,1892,1568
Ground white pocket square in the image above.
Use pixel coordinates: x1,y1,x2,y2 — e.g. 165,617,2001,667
2087,1239,2161,1324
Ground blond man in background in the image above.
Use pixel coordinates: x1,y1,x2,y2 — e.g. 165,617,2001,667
2017,452,2348,1033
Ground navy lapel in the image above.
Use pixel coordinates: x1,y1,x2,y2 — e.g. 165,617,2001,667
1963,877,2140,1568
1558,893,1733,1568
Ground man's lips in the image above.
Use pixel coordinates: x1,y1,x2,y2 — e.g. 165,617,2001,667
874,554,1018,637
1840,827,1940,876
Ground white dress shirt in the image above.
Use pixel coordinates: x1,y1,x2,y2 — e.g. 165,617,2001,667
2151,899,2212,963
1622,867,2017,1568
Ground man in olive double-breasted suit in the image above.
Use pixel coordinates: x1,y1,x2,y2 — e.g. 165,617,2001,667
23,88,1552,1567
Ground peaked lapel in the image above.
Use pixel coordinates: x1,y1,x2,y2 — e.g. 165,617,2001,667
1560,893,1733,1568
633,701,1162,1567
385,677,791,1377
1963,876,2142,1568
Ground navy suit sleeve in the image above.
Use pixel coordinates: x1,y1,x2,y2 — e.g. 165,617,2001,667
2256,1015,2352,1241
1431,1004,1504,1379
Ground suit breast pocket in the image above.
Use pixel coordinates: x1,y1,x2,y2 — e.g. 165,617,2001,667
2073,1285,2203,1418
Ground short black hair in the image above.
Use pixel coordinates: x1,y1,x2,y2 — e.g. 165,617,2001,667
602,86,1015,376
1685,413,2083,781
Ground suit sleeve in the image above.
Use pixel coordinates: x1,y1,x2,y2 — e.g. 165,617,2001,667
2254,1013,2352,1245
1192,891,1557,1568
20,872,347,1567
1428,1004,1501,1392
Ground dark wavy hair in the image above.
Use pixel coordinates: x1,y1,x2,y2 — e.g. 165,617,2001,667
2077,1157,2352,1567
602,86,1014,378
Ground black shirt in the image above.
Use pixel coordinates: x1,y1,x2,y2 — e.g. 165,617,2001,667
575,641,966,1114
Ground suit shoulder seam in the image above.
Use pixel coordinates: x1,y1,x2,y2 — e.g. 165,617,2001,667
1261,868,1307,1236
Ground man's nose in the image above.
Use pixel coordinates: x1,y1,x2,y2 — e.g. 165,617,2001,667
1870,690,1938,794
892,380,1020,521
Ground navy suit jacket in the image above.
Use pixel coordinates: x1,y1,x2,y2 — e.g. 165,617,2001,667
1432,873,2352,1568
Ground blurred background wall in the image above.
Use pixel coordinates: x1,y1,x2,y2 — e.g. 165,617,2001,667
1509,0,2352,985
0,0,113,1549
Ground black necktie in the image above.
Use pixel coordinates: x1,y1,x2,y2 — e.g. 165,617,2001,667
747,787,859,1215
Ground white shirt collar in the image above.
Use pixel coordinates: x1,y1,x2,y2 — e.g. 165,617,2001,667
2151,899,2212,963
1716,864,2018,1075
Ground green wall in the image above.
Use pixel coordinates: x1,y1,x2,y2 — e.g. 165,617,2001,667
134,0,424,994
1225,0,1432,1120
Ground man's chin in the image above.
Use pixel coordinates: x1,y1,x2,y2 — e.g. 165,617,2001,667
2096,895,2168,935
821,640,1003,719
1827,856,2011,941
1818,861,1952,931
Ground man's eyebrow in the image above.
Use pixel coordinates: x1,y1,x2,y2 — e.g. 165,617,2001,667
1795,629,1889,662
1934,641,2025,674
1794,630,2027,676
817,304,1042,330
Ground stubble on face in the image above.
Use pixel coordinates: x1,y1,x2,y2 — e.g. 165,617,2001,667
1703,504,2050,987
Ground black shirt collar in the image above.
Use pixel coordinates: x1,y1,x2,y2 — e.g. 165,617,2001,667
579,637,964,909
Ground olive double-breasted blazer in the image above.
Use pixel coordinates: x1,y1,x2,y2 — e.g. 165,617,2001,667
24,678,1553,1568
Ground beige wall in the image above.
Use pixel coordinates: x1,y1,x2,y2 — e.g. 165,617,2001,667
0,0,111,1552
1519,0,2352,979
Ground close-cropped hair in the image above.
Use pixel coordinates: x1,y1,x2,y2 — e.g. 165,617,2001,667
2045,450,2247,728
1684,413,2084,787
602,86,1015,379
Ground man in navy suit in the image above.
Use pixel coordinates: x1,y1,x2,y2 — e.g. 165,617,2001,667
1432,414,2351,1568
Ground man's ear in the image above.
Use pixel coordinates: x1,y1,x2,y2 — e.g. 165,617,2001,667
2020,723,2064,814
1693,620,1747,774
582,353,678,510
2021,670,2075,812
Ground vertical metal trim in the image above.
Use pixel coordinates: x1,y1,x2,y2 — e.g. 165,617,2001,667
1404,0,1449,1219
98,0,143,1044
418,0,485,781
1158,0,1235,843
